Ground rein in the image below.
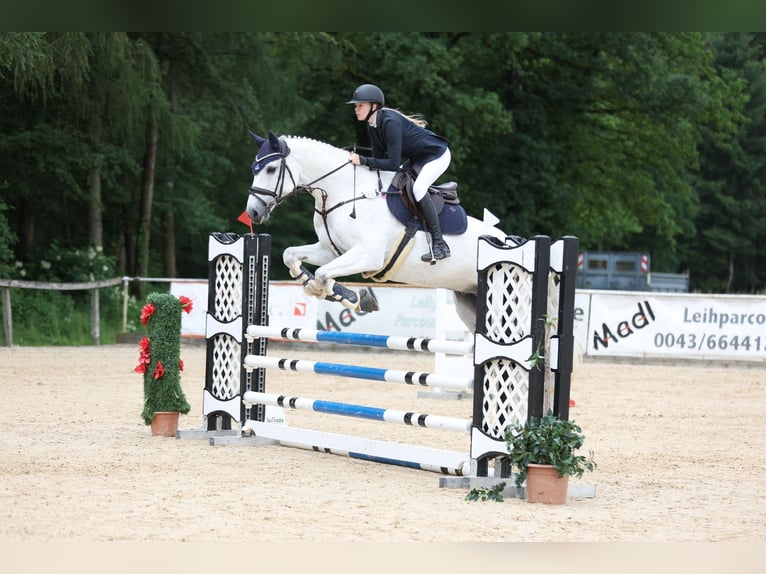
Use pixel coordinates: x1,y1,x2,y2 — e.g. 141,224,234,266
310,163,369,255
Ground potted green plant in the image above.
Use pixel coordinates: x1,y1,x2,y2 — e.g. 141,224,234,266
504,412,596,504
134,292,192,436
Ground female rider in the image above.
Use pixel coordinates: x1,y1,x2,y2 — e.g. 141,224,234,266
347,83,451,262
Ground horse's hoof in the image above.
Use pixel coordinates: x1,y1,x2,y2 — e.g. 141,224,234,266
302,281,323,297
358,288,379,313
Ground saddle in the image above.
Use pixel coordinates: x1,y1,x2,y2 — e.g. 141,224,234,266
388,169,460,218
383,168,468,235
364,169,467,282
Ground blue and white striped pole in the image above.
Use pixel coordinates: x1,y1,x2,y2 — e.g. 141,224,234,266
243,392,472,434
244,355,472,391
246,325,473,356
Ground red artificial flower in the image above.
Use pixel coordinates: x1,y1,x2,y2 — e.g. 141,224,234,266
179,358,184,371
179,295,193,314
140,303,156,325
153,360,165,380
134,337,152,374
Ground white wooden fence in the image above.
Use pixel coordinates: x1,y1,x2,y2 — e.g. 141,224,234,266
0,276,204,346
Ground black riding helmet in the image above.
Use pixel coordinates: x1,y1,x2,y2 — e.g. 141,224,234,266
347,84,385,106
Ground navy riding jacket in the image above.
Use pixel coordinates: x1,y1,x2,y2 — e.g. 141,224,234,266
361,109,449,172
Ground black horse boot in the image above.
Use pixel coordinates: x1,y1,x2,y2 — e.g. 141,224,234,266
417,193,451,262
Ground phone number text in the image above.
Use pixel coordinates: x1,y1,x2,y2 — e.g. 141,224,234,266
653,333,764,352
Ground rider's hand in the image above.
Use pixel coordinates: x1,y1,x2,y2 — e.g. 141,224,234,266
349,153,366,166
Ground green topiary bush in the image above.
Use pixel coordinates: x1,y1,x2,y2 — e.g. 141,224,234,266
135,292,192,425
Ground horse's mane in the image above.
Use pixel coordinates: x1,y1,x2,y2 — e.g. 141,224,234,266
283,135,347,156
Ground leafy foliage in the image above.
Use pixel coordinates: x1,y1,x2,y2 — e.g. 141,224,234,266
0,201,15,277
504,413,596,488
0,285,131,346
465,482,506,502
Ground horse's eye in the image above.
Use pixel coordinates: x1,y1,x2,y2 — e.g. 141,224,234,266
265,165,277,174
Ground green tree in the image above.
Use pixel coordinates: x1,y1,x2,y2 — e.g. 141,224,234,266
687,32,766,292
0,32,760,299
490,32,744,254
0,201,15,277
0,33,159,283
213,32,350,273
0,33,91,271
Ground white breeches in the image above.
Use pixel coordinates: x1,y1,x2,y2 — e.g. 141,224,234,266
412,148,451,201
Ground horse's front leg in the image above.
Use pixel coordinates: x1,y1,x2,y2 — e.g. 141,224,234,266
283,242,336,298
284,243,384,312
311,246,385,312
284,244,376,312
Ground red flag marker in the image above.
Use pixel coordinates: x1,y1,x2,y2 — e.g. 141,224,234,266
237,211,253,234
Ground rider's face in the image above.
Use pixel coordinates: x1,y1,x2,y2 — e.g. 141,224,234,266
354,102,374,122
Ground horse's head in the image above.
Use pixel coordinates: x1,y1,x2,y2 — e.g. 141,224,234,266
246,130,297,224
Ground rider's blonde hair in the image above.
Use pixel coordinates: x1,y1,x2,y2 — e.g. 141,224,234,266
384,107,428,128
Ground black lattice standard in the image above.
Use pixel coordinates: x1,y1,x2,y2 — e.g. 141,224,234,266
548,235,578,420
469,234,578,478
202,233,271,431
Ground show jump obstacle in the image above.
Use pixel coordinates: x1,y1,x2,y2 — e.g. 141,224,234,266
180,231,581,483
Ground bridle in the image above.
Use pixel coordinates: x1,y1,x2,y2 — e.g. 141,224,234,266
248,149,353,213
247,148,299,216
248,141,373,254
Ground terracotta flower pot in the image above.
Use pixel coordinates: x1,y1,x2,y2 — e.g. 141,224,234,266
150,411,180,437
525,463,569,504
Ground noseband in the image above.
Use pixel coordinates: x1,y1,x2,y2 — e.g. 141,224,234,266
248,152,299,215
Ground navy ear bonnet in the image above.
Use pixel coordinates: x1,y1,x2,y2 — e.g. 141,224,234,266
250,130,290,175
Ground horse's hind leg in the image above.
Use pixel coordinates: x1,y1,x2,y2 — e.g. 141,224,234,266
452,291,477,334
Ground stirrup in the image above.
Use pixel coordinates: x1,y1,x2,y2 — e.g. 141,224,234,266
421,241,451,263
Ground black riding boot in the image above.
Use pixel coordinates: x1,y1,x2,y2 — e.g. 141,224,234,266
417,193,451,262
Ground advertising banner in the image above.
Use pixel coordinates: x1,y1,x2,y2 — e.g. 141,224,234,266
315,284,439,336
267,282,318,331
585,291,766,362
172,281,446,339
573,292,591,356
170,281,208,338
173,279,766,363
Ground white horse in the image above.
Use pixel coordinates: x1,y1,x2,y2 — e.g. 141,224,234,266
245,131,509,333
